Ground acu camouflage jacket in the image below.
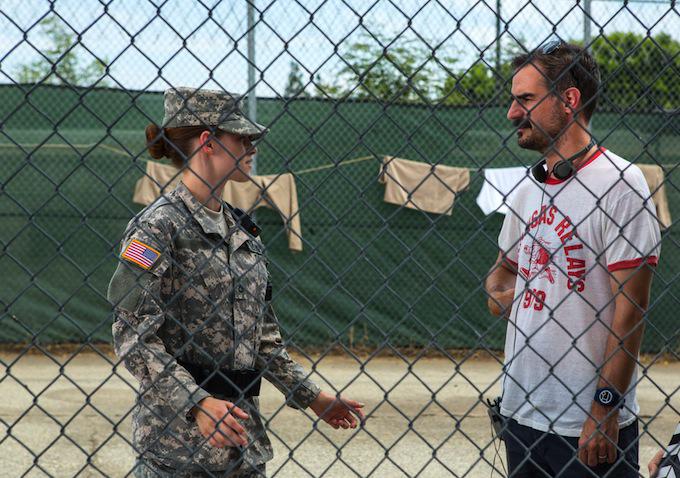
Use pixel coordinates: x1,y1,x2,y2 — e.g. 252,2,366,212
108,182,319,471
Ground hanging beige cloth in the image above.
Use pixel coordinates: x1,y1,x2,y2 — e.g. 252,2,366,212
133,161,303,251
222,173,302,251
638,164,672,230
132,160,182,205
379,156,470,215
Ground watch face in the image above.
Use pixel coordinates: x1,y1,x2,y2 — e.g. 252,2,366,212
598,389,614,405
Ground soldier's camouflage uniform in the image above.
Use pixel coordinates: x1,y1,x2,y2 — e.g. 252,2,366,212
108,177,320,473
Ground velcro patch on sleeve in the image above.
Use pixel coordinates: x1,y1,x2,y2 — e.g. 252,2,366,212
121,239,160,270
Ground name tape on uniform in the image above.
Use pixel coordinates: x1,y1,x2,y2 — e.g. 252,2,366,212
121,239,160,270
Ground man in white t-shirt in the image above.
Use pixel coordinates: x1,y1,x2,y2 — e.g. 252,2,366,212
485,41,661,477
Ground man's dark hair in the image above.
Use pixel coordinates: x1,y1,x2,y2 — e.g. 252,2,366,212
512,41,601,122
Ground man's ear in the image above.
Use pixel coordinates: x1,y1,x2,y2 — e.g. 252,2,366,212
562,87,581,115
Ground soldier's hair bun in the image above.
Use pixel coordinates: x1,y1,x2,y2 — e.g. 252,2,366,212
144,124,216,168
145,124,169,160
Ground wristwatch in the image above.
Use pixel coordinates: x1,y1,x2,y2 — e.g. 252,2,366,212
594,387,623,408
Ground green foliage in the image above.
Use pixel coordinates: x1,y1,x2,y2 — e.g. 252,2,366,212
15,17,108,87
591,31,679,111
320,30,677,112
283,61,309,98
438,61,497,105
336,33,437,103
311,74,342,99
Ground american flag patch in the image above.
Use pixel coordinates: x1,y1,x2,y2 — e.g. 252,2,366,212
121,239,160,270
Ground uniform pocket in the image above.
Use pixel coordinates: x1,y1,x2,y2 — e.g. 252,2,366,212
245,239,265,255
233,240,268,304
178,244,232,329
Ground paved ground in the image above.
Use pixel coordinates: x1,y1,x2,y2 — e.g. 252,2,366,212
1,349,679,477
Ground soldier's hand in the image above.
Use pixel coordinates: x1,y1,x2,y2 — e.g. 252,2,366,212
310,390,365,429
193,397,250,448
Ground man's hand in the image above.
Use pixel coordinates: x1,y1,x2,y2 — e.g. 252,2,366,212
485,251,517,318
192,396,250,448
648,448,665,478
578,404,620,467
310,390,365,429
487,288,515,318
577,265,654,467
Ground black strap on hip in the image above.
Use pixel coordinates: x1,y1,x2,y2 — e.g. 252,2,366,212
178,361,262,398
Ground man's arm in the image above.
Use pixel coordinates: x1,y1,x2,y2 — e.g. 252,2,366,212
597,265,653,397
485,251,518,318
578,264,654,467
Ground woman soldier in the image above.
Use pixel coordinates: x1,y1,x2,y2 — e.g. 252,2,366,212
108,87,364,477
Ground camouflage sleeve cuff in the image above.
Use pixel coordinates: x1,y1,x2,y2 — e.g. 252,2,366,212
176,385,212,423
288,379,321,410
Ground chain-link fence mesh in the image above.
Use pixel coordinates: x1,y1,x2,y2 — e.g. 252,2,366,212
1,1,679,476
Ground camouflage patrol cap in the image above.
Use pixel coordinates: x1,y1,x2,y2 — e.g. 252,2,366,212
162,87,269,139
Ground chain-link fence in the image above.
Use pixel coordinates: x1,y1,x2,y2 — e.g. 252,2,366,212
1,1,679,477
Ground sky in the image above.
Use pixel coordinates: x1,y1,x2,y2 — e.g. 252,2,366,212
0,0,677,101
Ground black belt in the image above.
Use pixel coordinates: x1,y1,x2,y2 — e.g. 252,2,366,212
178,361,262,398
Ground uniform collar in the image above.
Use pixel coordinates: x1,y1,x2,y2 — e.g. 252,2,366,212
174,182,236,235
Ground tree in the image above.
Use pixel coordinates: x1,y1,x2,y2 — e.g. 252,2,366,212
311,73,342,99
438,61,497,106
335,32,438,103
307,30,680,111
590,32,680,111
15,17,108,87
283,61,309,98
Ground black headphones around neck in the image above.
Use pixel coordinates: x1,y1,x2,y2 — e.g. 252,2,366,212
531,138,597,183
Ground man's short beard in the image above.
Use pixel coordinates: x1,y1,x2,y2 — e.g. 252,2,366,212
518,107,568,153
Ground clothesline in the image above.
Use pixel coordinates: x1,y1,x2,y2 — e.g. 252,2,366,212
0,142,677,172
293,155,679,175
0,142,131,157
292,155,483,175
294,155,374,175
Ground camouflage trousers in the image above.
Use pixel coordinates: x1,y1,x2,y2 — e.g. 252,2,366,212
133,458,266,477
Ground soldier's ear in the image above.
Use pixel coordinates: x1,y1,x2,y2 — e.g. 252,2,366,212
199,130,213,154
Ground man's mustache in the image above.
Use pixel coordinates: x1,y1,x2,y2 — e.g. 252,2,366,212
513,118,532,129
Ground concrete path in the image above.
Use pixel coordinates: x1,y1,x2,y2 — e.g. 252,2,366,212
1,350,678,477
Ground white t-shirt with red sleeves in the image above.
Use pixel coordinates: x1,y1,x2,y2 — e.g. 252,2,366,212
497,147,661,437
